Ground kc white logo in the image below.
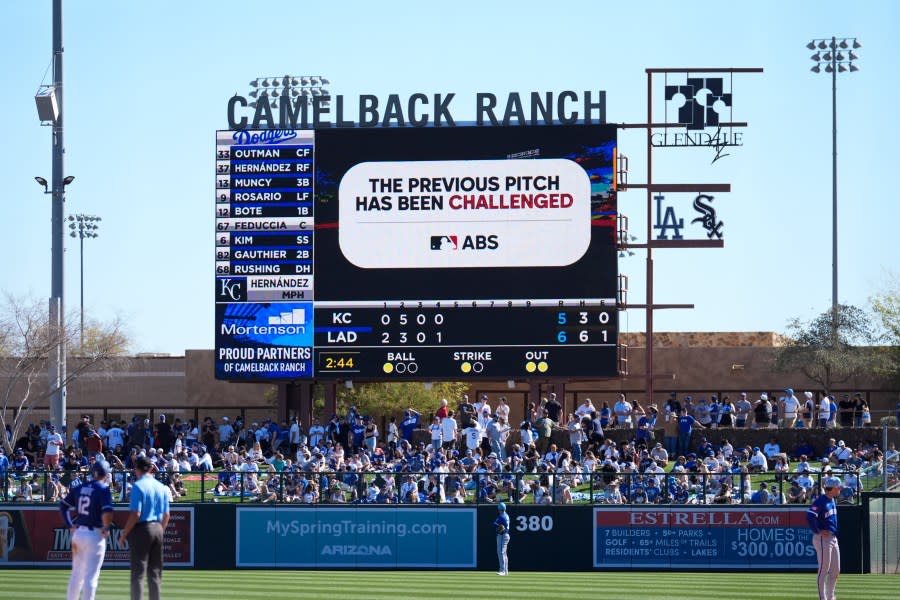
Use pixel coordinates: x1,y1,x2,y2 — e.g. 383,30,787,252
219,278,243,301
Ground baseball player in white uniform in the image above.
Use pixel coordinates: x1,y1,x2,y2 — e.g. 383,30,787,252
59,460,114,600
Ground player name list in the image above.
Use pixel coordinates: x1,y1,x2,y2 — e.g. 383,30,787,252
215,130,315,302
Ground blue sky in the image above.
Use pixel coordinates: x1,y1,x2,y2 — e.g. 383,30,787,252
0,0,897,354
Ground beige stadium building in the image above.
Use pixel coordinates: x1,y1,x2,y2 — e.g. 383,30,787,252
7,332,896,438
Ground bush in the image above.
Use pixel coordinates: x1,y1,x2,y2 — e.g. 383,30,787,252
879,416,897,427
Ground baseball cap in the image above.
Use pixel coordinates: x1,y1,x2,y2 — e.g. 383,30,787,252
497,502,506,511
785,388,794,394
804,391,814,398
92,460,111,478
823,476,842,489
752,447,760,452
760,393,768,401
838,440,846,447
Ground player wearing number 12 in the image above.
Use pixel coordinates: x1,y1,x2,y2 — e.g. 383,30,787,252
493,502,510,575
59,460,114,600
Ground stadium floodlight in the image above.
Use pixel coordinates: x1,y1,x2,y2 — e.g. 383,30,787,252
806,41,816,50
246,75,331,112
807,36,861,347
68,213,101,349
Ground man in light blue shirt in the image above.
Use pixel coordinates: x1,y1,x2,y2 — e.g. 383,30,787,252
118,456,170,600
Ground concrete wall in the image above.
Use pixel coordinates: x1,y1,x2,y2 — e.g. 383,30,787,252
2,333,895,429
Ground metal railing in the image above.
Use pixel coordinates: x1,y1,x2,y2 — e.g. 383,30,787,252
0,468,866,506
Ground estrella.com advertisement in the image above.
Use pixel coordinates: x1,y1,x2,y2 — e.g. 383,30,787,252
236,507,475,567
593,507,816,569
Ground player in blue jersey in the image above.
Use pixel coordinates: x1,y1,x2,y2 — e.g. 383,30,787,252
493,502,510,575
807,476,842,600
59,460,114,600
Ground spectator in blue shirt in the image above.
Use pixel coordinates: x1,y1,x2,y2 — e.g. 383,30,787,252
400,409,420,442
0,448,8,499
676,411,704,457
351,418,366,453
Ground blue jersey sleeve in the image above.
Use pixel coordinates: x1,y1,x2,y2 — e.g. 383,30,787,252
492,513,510,532
100,486,114,514
806,497,824,533
59,486,79,528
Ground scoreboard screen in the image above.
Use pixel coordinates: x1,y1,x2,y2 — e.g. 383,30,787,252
215,125,618,380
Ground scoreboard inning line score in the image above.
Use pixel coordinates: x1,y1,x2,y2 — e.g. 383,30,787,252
215,125,619,380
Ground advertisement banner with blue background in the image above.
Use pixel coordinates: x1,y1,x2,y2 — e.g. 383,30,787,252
593,506,817,569
215,302,314,379
236,507,476,568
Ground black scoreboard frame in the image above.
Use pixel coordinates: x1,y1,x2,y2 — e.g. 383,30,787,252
215,124,619,381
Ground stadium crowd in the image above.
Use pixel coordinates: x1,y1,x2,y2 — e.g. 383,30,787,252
1,391,896,505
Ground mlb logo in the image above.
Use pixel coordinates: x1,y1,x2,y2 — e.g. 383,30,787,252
430,235,457,250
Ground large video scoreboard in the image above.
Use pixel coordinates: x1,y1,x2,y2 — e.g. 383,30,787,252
215,125,618,380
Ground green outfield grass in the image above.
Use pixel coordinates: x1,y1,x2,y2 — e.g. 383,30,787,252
0,569,896,600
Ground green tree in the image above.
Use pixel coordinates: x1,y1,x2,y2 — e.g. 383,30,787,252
336,381,469,419
773,303,888,393
870,271,900,381
0,294,129,453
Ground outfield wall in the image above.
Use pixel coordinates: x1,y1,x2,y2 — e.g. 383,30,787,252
0,504,864,572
